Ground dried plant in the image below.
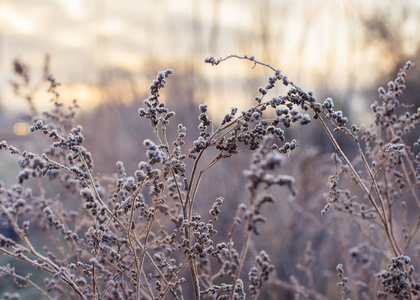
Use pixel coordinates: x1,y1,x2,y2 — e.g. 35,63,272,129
0,55,418,299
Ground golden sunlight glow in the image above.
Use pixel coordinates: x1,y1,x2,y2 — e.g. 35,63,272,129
1,5,35,33
23,81,145,113
1,0,419,115
55,0,86,19
108,51,142,72
60,84,103,109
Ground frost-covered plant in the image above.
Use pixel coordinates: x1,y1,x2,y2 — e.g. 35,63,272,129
0,55,419,299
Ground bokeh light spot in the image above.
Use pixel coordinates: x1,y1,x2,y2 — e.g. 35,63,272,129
13,122,30,136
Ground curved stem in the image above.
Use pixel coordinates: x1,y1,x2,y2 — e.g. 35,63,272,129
316,114,400,256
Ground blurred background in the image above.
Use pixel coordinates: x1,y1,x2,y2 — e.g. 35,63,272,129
1,0,419,170
1,0,419,113
1,0,420,298
1,0,420,176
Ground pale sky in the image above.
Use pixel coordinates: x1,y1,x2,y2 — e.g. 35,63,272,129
0,0,419,116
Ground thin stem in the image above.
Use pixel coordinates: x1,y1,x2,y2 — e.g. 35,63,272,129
0,204,87,299
0,266,54,300
317,114,400,256
229,223,253,299
354,138,401,255
159,256,194,299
